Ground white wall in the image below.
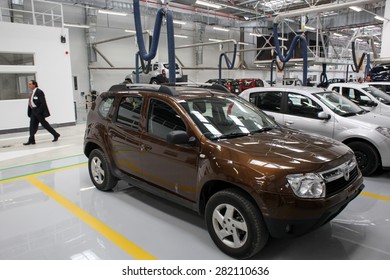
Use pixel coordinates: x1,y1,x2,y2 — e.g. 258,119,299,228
0,22,75,131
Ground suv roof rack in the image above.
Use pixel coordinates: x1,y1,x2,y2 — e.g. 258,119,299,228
107,82,230,96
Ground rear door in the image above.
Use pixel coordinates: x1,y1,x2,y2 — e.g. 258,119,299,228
247,90,284,123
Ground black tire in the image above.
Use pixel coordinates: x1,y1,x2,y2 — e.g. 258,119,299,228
205,188,269,259
347,141,380,176
88,149,118,191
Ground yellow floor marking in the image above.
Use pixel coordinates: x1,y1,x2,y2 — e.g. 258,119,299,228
25,175,157,260
361,191,390,202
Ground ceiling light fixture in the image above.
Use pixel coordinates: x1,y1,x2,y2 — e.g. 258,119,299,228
304,26,316,31
174,34,189,38
349,6,363,12
173,20,186,25
249,32,264,37
64,23,90,28
333,33,344,37
98,9,128,16
196,0,221,9
278,37,288,41
374,15,385,21
213,26,229,32
125,29,136,33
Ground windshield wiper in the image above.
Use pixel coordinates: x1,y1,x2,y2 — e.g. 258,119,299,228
342,112,358,117
216,132,250,139
251,127,274,133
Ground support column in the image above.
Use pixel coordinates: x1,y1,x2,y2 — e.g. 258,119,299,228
380,0,390,58
194,23,205,66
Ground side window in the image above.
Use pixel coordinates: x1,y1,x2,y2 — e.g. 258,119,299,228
332,87,340,93
116,96,143,129
98,97,114,119
287,93,322,118
148,99,186,139
153,64,158,71
249,91,282,112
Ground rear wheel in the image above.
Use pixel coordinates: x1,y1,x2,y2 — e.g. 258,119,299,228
205,188,269,259
347,141,380,176
88,149,117,191
150,78,158,84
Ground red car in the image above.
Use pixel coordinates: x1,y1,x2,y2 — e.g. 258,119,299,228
237,79,266,92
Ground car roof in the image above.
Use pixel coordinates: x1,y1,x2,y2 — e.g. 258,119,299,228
105,83,232,99
328,82,371,88
240,86,327,95
368,81,390,85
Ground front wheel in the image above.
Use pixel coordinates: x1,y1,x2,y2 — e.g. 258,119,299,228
88,149,118,191
150,78,158,84
205,188,269,259
347,141,380,176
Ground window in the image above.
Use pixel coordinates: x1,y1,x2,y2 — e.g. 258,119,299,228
148,99,186,139
116,96,143,130
342,88,371,106
249,91,282,112
98,97,114,119
287,93,322,118
0,53,34,66
0,73,36,100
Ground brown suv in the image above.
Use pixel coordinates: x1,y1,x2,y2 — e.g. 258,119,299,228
84,83,364,259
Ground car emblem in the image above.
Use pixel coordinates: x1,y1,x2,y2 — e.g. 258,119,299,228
343,166,350,181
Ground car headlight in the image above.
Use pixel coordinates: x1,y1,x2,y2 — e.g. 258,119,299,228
376,127,390,138
286,173,325,198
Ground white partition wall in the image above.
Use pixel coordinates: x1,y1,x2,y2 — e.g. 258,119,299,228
0,21,75,133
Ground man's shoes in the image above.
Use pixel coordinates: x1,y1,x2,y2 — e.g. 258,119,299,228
52,133,60,142
23,141,36,145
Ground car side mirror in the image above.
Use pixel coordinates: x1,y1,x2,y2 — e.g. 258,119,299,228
366,100,378,107
318,111,331,120
167,130,194,145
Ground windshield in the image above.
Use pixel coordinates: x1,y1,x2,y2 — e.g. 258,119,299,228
362,86,390,104
181,96,277,139
313,91,365,116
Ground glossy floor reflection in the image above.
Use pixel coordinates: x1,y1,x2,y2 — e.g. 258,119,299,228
1,124,390,260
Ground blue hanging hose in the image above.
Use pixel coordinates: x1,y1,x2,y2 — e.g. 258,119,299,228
133,0,176,84
351,41,369,74
273,23,308,85
218,44,238,83
320,64,328,85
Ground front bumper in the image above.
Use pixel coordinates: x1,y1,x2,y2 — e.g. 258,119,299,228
262,178,365,239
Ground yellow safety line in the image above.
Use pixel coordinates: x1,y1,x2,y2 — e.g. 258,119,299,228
25,176,157,260
361,191,390,202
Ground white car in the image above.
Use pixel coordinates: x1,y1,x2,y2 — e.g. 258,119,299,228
131,61,183,84
367,81,390,96
327,82,390,116
240,86,390,176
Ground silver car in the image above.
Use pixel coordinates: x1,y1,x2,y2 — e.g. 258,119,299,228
131,61,183,84
327,82,390,116
240,86,390,176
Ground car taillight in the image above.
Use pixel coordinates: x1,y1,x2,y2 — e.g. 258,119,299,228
227,85,231,90
162,69,166,78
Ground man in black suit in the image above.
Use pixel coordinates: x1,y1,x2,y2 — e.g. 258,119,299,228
23,80,60,145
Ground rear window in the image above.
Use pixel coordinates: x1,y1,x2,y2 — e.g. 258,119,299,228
163,63,180,70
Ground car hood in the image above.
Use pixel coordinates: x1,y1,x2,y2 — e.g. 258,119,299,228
207,127,353,174
347,112,390,128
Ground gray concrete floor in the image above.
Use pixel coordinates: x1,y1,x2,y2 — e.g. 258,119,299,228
1,108,390,260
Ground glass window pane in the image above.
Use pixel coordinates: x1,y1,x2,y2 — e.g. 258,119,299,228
0,53,34,65
0,73,36,100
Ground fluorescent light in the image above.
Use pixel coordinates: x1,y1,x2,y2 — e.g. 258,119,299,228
63,23,90,28
349,6,362,12
238,42,249,45
209,38,222,42
333,33,344,37
174,34,189,38
304,26,316,31
213,26,229,32
278,37,288,41
173,20,186,25
98,9,127,16
196,0,221,9
249,32,264,37
125,29,136,33
374,15,385,21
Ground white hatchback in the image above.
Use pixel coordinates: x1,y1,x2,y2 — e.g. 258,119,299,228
327,82,390,116
240,86,390,176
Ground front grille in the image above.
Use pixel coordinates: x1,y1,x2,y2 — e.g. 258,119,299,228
319,158,359,197
324,166,359,197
